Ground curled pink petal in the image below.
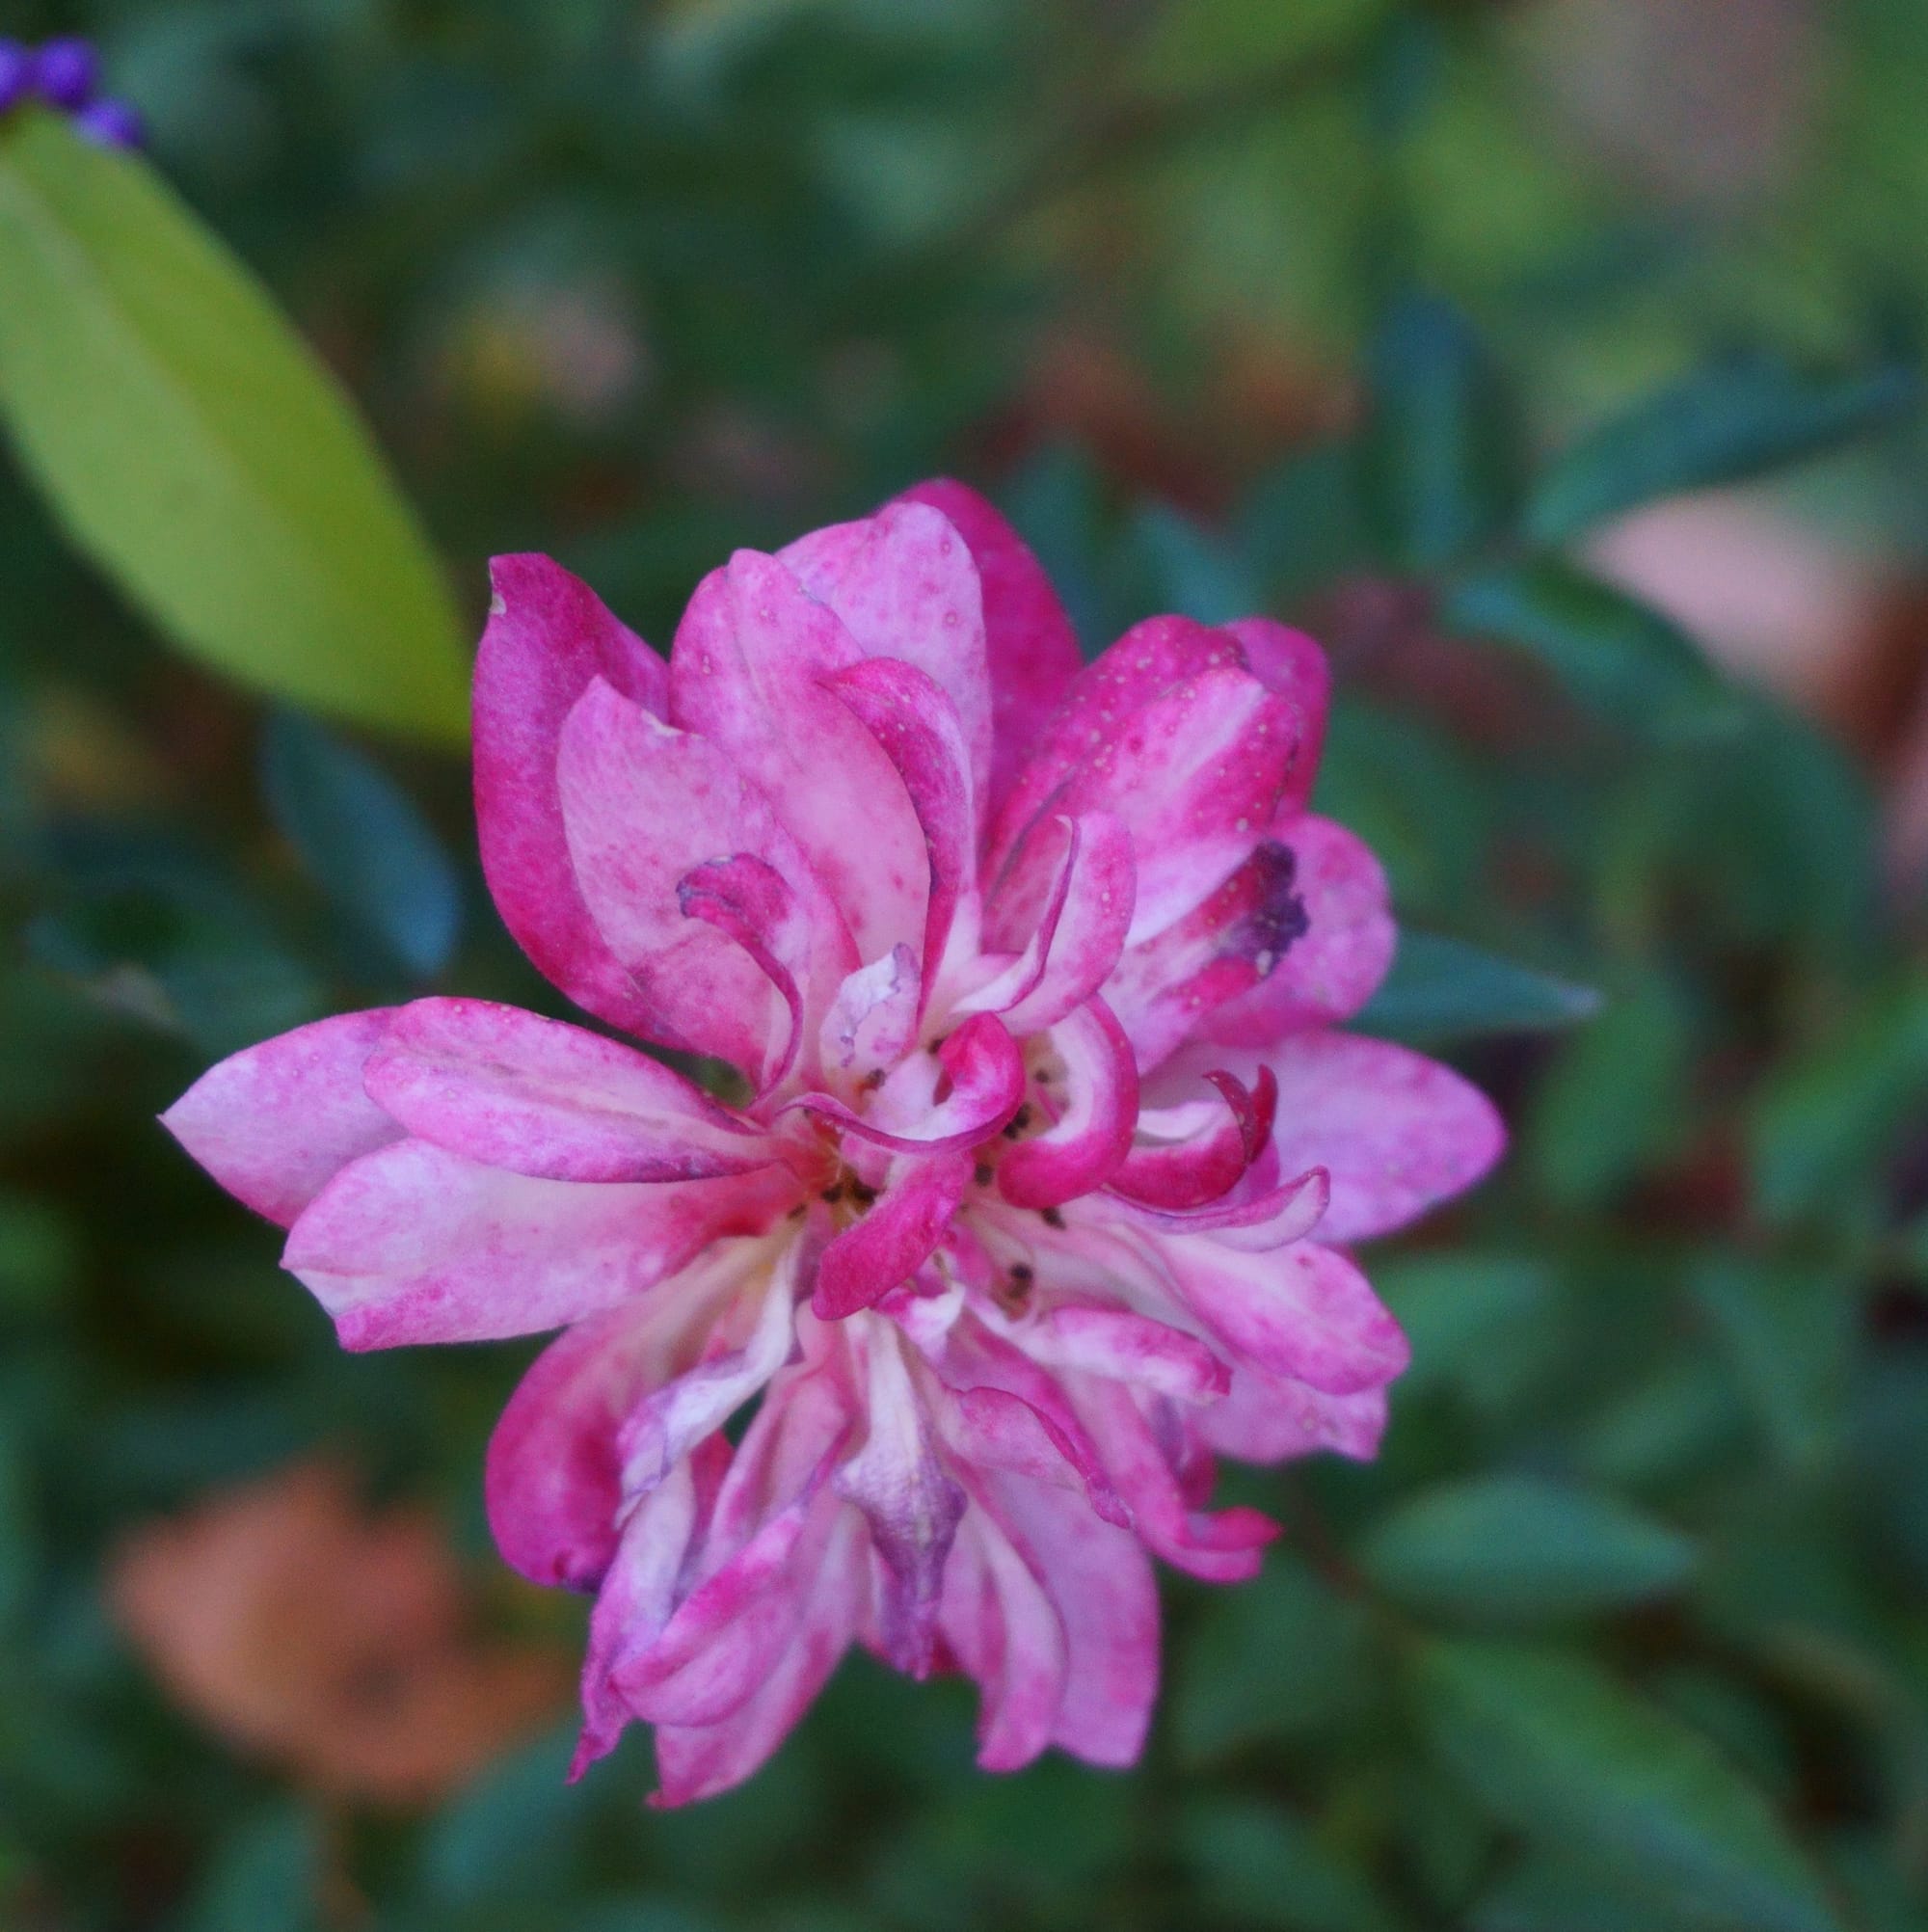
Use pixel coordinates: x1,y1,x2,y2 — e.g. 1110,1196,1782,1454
161,1009,400,1228
1109,1065,1277,1212
821,657,978,987
968,811,1136,1033
1221,618,1329,814
813,1155,973,1319
677,854,811,1095
790,1011,1025,1155
997,1000,1138,1211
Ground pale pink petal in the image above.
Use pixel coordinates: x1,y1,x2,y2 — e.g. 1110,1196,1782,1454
650,1507,866,1808
282,1140,794,1350
485,1249,753,1590
813,1155,972,1319
1221,618,1329,814
967,812,1136,1034
1104,1165,1329,1249
363,997,776,1184
618,1237,806,1492
1069,1378,1277,1583
474,555,667,1038
1029,1305,1229,1404
1102,840,1308,1071
668,548,928,956
1196,818,1394,1044
160,1010,399,1228
980,1465,1159,1766
822,657,978,985
782,500,994,821
892,479,1084,818
1195,1366,1388,1464
1156,1234,1408,1396
997,1001,1138,1211
555,677,855,1080
1182,1032,1507,1242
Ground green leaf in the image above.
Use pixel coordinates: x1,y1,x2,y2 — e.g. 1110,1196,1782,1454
1525,971,1694,1211
262,712,462,980
1444,561,1739,738
0,113,468,741
1747,977,1928,1227
1172,1551,1370,1762
1691,1258,1852,1475
416,1726,595,1907
1412,1639,1845,1932
1362,294,1521,571
1360,1475,1695,1623
1178,1799,1402,1932
1357,931,1600,1045
1528,361,1917,545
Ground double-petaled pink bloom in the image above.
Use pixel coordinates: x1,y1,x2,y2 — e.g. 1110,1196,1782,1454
163,481,1502,1805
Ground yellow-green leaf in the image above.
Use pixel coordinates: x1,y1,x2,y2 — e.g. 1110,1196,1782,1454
0,112,469,742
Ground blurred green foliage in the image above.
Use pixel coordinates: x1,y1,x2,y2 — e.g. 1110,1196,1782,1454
3,1,1928,1928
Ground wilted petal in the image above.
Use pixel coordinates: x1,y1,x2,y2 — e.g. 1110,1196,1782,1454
1069,1377,1278,1582
669,549,928,956
891,479,1084,819
651,1508,866,1808
161,1010,400,1228
1103,841,1309,1071
474,555,668,1039
835,1323,966,1675
364,998,777,1184
283,1141,794,1350
818,946,921,1087
1196,817,1394,1044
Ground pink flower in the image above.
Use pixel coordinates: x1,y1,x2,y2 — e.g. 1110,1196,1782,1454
163,480,1504,1805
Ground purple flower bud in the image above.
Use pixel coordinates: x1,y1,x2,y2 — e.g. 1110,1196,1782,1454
73,99,144,150
33,37,97,112
0,40,32,115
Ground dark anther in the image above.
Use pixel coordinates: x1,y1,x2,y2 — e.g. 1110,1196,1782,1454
974,1163,994,1188
860,1067,887,1091
820,1185,845,1205
1009,1262,1034,1284
1003,1104,1033,1140
1041,1206,1066,1229
849,1180,879,1207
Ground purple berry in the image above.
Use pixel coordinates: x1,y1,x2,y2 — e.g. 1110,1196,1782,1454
73,99,143,150
0,40,31,115
33,37,97,112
